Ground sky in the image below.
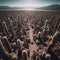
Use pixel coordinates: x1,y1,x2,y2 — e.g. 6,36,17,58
0,0,60,7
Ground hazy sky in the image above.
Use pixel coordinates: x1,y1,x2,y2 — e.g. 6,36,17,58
0,0,60,7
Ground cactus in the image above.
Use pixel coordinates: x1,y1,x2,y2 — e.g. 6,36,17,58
3,36,12,53
0,40,11,60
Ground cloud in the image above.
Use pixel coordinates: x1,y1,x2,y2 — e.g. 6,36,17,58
0,0,60,7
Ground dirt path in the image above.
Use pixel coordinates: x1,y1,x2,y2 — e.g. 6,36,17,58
28,23,37,58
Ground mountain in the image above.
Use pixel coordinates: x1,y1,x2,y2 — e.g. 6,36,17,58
0,6,23,10
0,6,10,9
0,4,60,11
36,4,60,11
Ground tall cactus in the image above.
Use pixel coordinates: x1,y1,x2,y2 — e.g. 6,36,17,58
3,36,11,53
3,21,9,37
0,40,11,60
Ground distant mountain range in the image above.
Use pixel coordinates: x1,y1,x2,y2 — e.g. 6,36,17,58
36,4,60,10
0,4,60,11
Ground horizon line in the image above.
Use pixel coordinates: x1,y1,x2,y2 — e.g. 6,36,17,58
0,4,60,8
